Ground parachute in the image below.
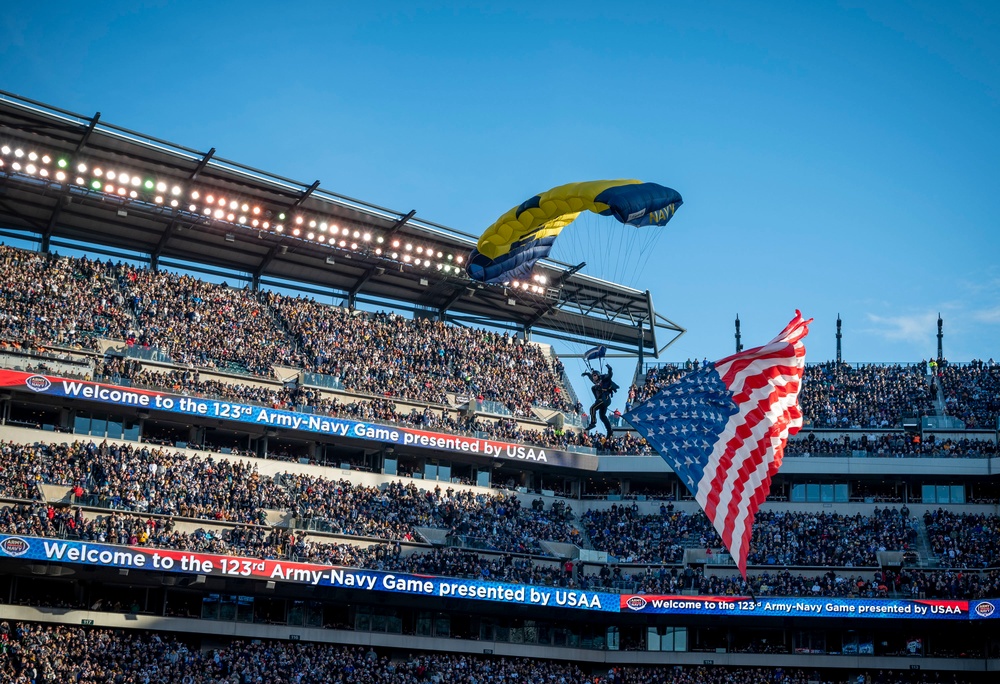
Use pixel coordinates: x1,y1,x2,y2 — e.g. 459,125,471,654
466,180,683,284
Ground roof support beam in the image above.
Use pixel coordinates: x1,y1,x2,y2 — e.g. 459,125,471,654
150,148,216,270
293,180,320,208
437,284,467,319
41,111,101,253
190,147,216,180
385,209,416,238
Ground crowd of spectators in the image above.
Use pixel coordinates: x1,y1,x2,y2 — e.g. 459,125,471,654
8,620,978,684
0,246,131,351
2,621,994,682
0,439,580,554
580,505,917,568
747,508,915,567
2,437,992,572
628,361,942,431
0,439,287,524
581,503,718,563
924,509,1000,568
266,292,570,417
93,356,656,456
939,359,1000,428
798,362,937,429
0,244,578,420
9,497,1000,602
784,434,999,458
282,478,579,554
117,266,299,375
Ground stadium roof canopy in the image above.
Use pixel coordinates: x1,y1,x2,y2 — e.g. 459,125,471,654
0,91,683,355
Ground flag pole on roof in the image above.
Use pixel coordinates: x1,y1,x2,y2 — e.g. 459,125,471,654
624,310,812,577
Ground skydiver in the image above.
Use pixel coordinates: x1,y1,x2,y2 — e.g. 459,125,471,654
583,365,618,436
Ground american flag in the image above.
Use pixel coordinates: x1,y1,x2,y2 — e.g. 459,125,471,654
624,311,811,576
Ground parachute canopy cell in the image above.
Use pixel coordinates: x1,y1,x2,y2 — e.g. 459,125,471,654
466,180,683,284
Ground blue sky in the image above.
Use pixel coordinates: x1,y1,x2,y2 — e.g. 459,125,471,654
2,1,998,375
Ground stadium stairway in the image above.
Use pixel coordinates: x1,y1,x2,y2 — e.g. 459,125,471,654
926,364,948,417
912,517,940,569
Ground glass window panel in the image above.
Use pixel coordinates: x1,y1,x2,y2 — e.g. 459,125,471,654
106,417,123,440
73,412,91,435
806,484,820,502
90,414,108,438
820,484,835,503
950,485,965,504
674,627,687,651
123,420,140,441
922,485,936,503
790,484,806,503
937,485,951,503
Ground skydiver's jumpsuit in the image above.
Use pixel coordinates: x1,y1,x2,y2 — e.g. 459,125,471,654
586,367,615,436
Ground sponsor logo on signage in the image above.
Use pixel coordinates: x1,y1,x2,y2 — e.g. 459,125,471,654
0,537,30,557
975,602,995,618
625,596,647,611
25,375,52,392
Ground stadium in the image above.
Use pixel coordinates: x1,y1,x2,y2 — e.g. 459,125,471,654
0,86,998,684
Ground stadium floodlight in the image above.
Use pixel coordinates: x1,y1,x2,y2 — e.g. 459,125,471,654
11,162,21,171
170,199,179,207
107,170,116,180
156,181,167,192
58,158,68,168
94,168,103,177
275,225,283,233
14,148,23,157
171,186,181,195
76,177,86,185
144,179,154,189
41,155,50,164
25,164,36,174
27,151,37,161
55,171,66,181
0,145,9,154
362,233,371,241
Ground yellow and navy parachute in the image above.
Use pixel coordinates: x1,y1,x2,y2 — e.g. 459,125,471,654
466,180,682,284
